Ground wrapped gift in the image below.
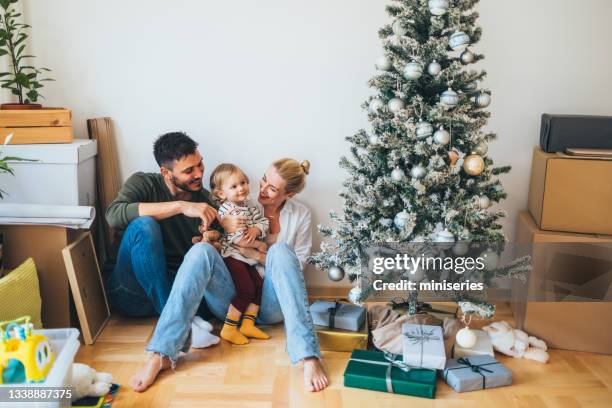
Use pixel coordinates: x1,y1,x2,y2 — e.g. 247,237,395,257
402,323,446,370
443,356,512,392
344,349,436,398
310,300,366,331
452,330,494,358
315,313,368,352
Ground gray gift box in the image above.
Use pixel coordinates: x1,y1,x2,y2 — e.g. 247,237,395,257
443,355,512,393
310,301,366,332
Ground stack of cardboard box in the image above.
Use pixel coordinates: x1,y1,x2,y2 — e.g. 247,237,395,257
512,147,612,354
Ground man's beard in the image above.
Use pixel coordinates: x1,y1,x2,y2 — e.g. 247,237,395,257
171,175,202,193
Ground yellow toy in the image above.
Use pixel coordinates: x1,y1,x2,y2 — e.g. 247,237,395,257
0,316,55,384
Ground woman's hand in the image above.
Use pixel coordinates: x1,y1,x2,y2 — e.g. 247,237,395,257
220,213,248,234
234,245,266,264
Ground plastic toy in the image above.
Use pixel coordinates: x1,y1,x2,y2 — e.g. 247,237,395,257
0,316,55,384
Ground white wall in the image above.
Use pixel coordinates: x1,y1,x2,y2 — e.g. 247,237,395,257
22,0,612,287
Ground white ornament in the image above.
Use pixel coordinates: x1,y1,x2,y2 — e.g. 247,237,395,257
394,211,411,229
388,97,405,113
474,141,488,156
449,31,470,51
433,126,450,145
428,0,449,16
369,98,384,113
452,241,469,256
460,49,475,64
392,20,407,36
416,120,434,139
477,195,491,209
410,165,426,179
391,167,405,181
403,62,424,80
456,327,477,349
380,218,393,227
368,133,379,145
434,229,455,249
348,286,363,306
427,60,442,76
475,92,491,108
376,55,392,71
480,249,500,271
327,266,345,282
441,88,459,107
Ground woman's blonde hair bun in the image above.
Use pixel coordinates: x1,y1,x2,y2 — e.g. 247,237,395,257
300,160,310,175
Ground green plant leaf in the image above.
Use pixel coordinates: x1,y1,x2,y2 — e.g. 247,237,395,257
0,48,7,56
26,89,38,101
15,43,25,56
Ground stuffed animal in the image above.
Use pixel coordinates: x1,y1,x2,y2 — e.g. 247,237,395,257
192,228,222,251
482,321,549,363
72,363,113,400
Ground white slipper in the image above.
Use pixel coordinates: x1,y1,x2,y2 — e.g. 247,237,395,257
192,315,214,332
191,321,220,349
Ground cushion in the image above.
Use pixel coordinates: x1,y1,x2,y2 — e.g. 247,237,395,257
0,258,42,328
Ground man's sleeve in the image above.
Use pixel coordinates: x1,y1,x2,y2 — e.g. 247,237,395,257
105,173,151,230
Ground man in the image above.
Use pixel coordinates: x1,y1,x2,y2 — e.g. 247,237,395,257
106,131,219,347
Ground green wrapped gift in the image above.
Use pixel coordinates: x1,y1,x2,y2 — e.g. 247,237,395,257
343,349,436,399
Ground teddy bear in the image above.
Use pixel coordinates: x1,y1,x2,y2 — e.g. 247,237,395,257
482,321,549,363
72,363,113,400
191,228,222,251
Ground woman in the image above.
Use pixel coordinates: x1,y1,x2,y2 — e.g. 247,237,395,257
129,158,329,393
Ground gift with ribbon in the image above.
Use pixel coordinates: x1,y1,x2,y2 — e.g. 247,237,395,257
402,323,446,370
389,299,458,320
344,349,436,398
315,311,369,352
443,355,512,392
310,300,366,332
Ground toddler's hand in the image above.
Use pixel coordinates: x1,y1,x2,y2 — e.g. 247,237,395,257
242,227,261,244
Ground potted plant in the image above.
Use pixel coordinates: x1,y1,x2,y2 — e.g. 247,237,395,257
0,0,52,110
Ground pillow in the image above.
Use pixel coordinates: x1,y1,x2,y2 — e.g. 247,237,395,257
0,258,43,328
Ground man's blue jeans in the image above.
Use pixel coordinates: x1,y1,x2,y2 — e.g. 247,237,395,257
147,241,322,364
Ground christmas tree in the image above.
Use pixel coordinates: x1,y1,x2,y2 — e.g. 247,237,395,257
309,0,528,318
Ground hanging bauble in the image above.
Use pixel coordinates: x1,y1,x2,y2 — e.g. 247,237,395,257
376,55,392,71
463,81,478,92
416,120,434,139
460,49,475,64
448,148,460,166
452,241,470,256
410,165,426,179
475,92,491,108
434,229,455,249
480,249,500,271
388,97,405,113
392,20,407,36
449,31,470,51
474,141,488,156
391,167,405,181
369,98,384,114
380,218,393,227
403,62,424,80
368,133,379,145
394,211,411,229
440,88,459,107
348,286,363,306
463,154,485,176
477,195,491,209
456,327,477,348
433,126,450,145
427,60,442,76
428,0,449,16
327,266,345,282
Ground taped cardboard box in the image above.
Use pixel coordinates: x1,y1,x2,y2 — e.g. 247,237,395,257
512,211,612,354
528,147,612,235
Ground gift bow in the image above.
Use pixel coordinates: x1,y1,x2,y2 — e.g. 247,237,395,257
349,351,412,394
404,325,441,368
444,357,499,390
327,301,341,329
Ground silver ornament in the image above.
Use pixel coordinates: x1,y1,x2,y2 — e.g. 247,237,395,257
416,120,434,139
368,133,379,145
428,0,449,16
392,20,407,36
403,62,424,80
434,229,455,249
477,195,491,209
452,241,469,256
394,211,410,229
449,31,470,51
376,55,392,71
460,49,475,64
475,92,491,108
440,88,459,107
348,286,363,306
427,60,442,76
433,126,450,145
380,218,393,227
369,98,384,113
388,97,405,113
480,249,500,271
391,167,405,181
327,266,345,282
410,165,426,179
463,81,478,92
474,141,488,156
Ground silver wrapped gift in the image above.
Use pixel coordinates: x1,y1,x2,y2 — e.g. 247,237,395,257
310,301,366,332
443,355,512,392
402,323,446,370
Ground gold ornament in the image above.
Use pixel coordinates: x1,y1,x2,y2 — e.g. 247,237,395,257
448,148,460,166
463,154,485,176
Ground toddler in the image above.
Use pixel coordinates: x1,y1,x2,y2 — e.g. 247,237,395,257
209,163,270,345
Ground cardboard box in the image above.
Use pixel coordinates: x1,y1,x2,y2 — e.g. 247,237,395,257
0,108,73,144
512,211,612,354
528,147,612,235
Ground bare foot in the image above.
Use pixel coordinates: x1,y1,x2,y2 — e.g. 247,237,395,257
303,357,329,392
129,353,172,392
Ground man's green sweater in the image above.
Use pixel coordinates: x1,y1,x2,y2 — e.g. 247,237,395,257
106,172,216,264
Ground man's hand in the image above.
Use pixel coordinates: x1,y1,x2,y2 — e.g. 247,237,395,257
220,213,248,233
181,201,217,228
240,227,261,244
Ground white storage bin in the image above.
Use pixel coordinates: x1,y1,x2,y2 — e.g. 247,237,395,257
0,140,97,206
0,328,80,408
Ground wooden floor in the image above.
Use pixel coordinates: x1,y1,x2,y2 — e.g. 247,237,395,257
76,303,612,407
